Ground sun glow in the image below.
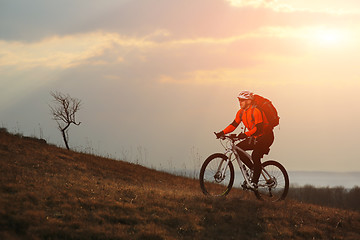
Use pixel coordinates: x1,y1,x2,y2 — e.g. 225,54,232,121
316,29,342,44
312,27,347,46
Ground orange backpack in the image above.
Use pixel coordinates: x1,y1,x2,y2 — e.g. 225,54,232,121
253,95,280,128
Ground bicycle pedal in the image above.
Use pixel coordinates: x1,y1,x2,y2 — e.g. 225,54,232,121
241,182,253,190
249,182,258,191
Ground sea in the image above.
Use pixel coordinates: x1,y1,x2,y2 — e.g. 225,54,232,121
287,171,360,189
234,171,360,189
174,170,360,189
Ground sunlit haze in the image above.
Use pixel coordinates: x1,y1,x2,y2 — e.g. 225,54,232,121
1,0,360,176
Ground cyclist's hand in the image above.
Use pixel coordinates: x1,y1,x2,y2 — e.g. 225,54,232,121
237,133,247,139
215,131,225,139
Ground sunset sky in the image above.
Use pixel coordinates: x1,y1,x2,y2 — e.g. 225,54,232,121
1,0,360,173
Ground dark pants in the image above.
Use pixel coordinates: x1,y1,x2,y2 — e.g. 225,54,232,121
236,131,274,184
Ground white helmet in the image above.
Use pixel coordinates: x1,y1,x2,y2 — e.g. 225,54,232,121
238,90,254,100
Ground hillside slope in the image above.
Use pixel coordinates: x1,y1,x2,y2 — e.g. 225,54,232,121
0,130,359,240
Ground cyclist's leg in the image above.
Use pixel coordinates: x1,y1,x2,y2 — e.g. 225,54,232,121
251,151,263,185
251,131,274,184
236,140,254,169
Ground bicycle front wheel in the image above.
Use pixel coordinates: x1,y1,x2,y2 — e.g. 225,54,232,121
255,160,289,202
199,153,234,197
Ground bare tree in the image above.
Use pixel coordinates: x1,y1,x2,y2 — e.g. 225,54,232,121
50,91,81,150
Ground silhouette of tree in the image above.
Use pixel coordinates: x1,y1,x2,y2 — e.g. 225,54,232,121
49,91,81,150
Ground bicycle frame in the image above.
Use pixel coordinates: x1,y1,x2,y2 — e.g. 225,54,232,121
200,133,289,201
218,135,274,189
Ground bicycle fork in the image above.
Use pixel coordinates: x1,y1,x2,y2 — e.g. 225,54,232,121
214,157,231,183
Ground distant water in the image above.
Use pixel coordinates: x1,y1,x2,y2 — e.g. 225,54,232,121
173,169,360,189
232,171,360,189
288,171,360,189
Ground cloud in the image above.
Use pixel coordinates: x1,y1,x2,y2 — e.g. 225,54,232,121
0,0,132,41
226,0,293,12
2,0,360,173
3,23,353,91
0,34,106,70
0,31,162,70
0,0,227,41
2,20,357,95
159,68,267,86
1,0,358,45
226,0,360,14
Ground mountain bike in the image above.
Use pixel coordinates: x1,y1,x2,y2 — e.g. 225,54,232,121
199,134,289,202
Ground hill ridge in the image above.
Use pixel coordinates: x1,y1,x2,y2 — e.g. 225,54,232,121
1,130,359,239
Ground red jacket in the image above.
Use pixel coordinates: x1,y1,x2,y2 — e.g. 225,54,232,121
223,106,270,138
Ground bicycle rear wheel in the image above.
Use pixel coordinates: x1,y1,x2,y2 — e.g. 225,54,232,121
255,160,289,202
199,153,234,197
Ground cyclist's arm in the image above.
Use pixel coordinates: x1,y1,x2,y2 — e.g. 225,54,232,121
223,110,242,134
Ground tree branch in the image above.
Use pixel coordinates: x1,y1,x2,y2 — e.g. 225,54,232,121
49,91,82,150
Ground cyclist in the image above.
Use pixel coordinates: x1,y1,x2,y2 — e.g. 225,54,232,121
215,90,275,189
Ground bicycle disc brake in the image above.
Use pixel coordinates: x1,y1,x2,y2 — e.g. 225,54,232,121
214,171,225,183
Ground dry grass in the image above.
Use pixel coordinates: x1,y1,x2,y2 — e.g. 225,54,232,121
0,129,359,239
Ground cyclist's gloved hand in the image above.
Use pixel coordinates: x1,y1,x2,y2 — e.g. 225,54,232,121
215,131,225,139
237,133,248,139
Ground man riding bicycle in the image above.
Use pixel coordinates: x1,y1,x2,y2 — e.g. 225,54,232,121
215,90,275,190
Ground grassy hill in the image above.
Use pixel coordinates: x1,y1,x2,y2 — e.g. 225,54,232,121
0,129,359,240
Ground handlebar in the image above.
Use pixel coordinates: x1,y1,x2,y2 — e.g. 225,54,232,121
213,132,241,141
